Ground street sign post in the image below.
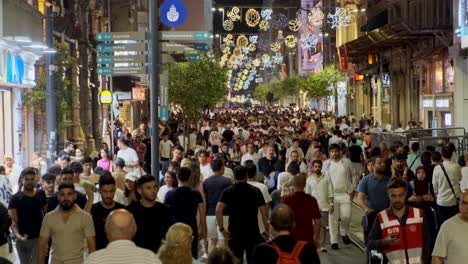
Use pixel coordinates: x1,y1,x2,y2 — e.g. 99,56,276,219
161,31,210,41
97,66,148,76
186,53,200,62
97,55,148,64
97,43,147,53
159,72,169,122
96,32,146,41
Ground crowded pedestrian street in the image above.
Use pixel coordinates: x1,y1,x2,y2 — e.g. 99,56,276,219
2,0,468,264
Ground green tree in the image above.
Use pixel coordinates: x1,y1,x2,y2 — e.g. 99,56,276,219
167,54,228,120
23,41,77,133
253,83,270,105
270,76,303,100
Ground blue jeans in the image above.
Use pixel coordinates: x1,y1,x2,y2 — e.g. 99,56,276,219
16,238,38,264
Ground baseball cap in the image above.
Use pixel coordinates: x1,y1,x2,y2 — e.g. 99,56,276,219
125,172,139,182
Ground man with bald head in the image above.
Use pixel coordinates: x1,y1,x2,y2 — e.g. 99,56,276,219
84,209,160,264
281,174,321,248
253,204,320,263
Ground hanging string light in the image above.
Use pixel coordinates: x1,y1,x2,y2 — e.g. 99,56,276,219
245,8,261,28
272,53,284,64
271,41,282,52
223,19,234,31
259,20,271,31
308,8,324,27
288,18,302,32
300,33,319,49
261,9,273,20
327,7,351,28
272,13,288,29
285,35,298,48
236,35,249,48
227,7,241,22
249,35,258,44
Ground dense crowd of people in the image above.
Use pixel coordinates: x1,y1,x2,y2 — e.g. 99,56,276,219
0,106,467,264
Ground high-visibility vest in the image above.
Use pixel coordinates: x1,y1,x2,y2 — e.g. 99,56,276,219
377,207,424,264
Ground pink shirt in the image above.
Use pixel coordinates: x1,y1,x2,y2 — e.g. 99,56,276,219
97,159,111,171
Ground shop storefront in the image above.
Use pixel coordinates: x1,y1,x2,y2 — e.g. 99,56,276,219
420,95,454,128
0,0,44,166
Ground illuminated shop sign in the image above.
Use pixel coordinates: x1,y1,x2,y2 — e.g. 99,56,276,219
6,52,25,84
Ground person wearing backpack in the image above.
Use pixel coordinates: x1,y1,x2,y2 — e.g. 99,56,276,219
253,204,320,264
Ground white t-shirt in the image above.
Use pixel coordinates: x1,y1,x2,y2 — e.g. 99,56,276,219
327,160,348,195
432,214,468,264
460,167,468,191
200,163,213,181
157,185,173,203
117,147,139,172
159,140,174,159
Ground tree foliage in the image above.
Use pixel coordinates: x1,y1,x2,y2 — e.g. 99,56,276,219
253,83,270,103
167,55,228,117
269,76,302,99
301,65,344,99
23,41,77,132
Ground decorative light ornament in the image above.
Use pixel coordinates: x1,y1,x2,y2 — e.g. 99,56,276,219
242,47,250,55
263,60,273,68
262,54,271,63
285,35,298,48
272,13,288,29
308,9,324,27
259,20,271,31
300,33,319,49
257,39,270,52
327,7,351,28
236,35,249,48
245,9,261,28
261,9,273,20
233,48,242,56
223,19,234,31
253,59,261,67
222,46,231,55
288,18,302,32
227,7,241,22
248,43,256,52
271,41,282,52
249,35,258,44
223,34,234,45
272,53,284,64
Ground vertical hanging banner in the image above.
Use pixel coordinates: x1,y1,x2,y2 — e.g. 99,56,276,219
161,0,188,28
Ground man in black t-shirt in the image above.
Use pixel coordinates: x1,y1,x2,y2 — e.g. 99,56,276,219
127,175,171,253
216,165,268,264
203,159,232,253
349,137,364,178
165,167,206,258
90,173,125,250
8,168,47,264
253,204,320,264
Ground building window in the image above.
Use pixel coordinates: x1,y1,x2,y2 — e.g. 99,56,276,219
434,60,443,93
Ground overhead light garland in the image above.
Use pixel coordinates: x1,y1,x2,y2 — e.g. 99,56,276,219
249,35,258,44
300,33,319,49
271,41,282,52
259,20,271,31
223,34,234,45
285,35,298,48
245,8,261,27
236,35,249,48
288,18,302,32
272,53,284,64
223,19,234,31
272,13,289,29
308,8,324,27
227,7,241,22
261,9,273,20
327,7,351,28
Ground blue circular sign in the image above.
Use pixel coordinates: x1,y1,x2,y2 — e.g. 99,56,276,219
161,0,188,28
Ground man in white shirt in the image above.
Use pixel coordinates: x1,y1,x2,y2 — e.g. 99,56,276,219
241,143,260,166
3,154,21,193
432,190,468,264
285,150,308,174
159,134,174,162
116,138,139,174
432,147,462,225
322,143,355,250
84,209,160,264
198,151,213,181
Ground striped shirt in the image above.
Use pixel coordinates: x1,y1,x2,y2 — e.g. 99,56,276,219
84,240,161,264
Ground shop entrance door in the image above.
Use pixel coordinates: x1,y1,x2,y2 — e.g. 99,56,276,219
440,112,452,128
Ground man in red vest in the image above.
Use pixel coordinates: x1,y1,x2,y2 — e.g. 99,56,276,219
367,177,431,264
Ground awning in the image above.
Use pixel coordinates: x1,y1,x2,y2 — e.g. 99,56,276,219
343,22,451,60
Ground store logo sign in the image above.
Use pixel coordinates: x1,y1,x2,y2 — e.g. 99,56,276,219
6,53,24,84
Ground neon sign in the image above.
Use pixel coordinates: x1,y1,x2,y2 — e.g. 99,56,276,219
6,52,25,84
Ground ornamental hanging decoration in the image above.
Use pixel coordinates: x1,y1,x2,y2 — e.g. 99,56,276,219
227,7,241,22
245,8,261,28
272,13,289,29
249,35,258,44
300,33,319,49
271,41,282,52
257,38,270,52
259,20,271,31
248,43,257,52
261,9,273,20
327,7,351,28
223,20,234,31
308,8,324,27
236,35,249,48
272,53,284,64
285,35,298,48
223,34,234,45
288,18,302,32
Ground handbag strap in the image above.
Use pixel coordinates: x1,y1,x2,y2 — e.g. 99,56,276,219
409,155,420,170
440,164,458,201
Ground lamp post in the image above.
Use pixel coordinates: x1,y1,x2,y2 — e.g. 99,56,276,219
149,0,160,182
45,2,57,164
